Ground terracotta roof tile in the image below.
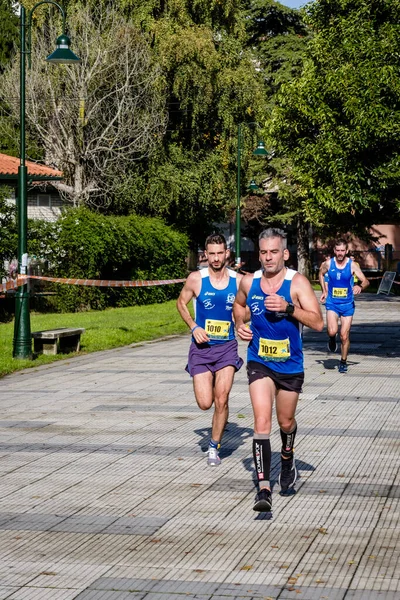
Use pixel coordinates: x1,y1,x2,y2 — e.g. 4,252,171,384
0,153,62,177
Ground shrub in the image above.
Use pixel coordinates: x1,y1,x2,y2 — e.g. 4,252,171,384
31,208,188,312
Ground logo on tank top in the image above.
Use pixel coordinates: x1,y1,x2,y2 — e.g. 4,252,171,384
227,293,235,304
251,302,263,316
336,272,341,280
203,299,215,309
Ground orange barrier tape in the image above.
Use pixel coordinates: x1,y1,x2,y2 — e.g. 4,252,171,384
0,279,18,293
1,275,186,295
21,274,186,287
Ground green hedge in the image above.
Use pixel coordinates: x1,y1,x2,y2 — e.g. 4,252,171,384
28,208,188,312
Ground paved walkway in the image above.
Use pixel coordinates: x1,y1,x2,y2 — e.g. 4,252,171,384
0,294,399,600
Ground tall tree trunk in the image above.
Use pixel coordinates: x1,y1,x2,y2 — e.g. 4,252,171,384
296,215,311,277
74,162,83,208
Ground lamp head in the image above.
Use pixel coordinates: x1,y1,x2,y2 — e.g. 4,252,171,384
249,179,259,191
253,141,268,156
46,34,81,64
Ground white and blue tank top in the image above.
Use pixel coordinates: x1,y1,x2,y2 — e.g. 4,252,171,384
193,268,238,345
327,258,354,304
247,269,303,374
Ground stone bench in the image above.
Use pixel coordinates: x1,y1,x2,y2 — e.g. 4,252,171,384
32,328,85,355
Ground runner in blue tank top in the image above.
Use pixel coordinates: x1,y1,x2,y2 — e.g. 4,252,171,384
319,239,369,373
177,234,244,467
234,228,323,513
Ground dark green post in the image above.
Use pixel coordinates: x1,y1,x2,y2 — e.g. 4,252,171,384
13,5,32,359
12,2,80,359
235,123,242,268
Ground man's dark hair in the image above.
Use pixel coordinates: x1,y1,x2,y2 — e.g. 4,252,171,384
334,238,348,248
205,233,227,249
259,228,287,250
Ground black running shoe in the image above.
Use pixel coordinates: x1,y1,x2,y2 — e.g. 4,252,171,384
279,455,297,495
253,488,272,512
328,335,337,353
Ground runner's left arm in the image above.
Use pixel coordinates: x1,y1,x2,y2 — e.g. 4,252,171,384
279,274,324,331
352,264,369,294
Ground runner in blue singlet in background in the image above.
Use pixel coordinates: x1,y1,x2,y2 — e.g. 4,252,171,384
176,234,244,467
319,239,369,373
234,228,323,513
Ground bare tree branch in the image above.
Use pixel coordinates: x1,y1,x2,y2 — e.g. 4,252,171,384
0,5,167,207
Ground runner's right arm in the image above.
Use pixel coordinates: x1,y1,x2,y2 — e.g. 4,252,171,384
318,260,329,303
176,272,210,344
233,274,253,342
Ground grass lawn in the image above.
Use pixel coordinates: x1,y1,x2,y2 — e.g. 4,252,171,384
0,300,190,378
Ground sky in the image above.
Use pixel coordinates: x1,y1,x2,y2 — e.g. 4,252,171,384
280,0,309,8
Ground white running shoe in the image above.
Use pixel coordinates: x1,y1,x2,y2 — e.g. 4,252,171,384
207,446,221,466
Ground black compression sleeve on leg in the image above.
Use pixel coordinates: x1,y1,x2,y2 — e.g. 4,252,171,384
253,435,271,487
280,423,297,458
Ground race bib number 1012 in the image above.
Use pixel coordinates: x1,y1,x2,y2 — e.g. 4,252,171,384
258,337,290,361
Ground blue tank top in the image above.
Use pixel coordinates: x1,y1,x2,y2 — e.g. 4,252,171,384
327,258,354,304
246,269,303,373
194,268,238,345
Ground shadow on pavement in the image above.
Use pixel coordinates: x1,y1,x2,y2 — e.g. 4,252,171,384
242,454,316,489
314,357,360,370
304,319,400,358
194,422,253,457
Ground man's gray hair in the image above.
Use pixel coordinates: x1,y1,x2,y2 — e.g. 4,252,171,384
259,228,288,249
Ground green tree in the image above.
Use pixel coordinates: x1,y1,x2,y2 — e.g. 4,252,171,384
238,0,311,272
0,0,18,72
0,0,19,155
101,0,267,251
0,186,17,279
270,0,400,241
243,0,309,100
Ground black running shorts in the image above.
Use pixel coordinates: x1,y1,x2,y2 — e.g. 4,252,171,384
247,360,304,393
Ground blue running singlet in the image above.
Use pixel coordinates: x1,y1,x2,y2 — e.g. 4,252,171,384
246,269,303,374
326,257,354,305
193,268,238,345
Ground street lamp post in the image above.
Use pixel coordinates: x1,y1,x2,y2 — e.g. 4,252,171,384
235,123,268,268
13,2,80,359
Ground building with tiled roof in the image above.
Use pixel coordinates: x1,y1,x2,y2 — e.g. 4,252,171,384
0,152,64,222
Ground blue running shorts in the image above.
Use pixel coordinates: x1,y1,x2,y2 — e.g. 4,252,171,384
325,300,355,318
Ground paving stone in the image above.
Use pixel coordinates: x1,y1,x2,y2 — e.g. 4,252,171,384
75,592,145,600
88,578,156,592
346,593,400,600
0,294,399,599
0,588,16,600
279,588,345,600
6,588,80,599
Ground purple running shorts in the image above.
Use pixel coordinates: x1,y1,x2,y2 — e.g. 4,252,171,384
186,339,244,377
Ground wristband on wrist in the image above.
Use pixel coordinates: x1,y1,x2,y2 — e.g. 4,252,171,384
191,325,200,333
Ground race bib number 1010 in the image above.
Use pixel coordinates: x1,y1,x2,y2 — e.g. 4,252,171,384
205,319,231,340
